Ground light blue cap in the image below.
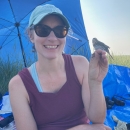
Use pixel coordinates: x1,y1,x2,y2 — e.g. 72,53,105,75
28,4,70,28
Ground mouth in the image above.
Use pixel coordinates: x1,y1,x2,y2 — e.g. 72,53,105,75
44,45,59,49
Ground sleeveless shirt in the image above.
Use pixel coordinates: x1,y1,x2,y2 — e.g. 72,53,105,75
18,54,89,130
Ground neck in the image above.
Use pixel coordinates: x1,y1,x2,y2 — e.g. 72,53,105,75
36,55,64,74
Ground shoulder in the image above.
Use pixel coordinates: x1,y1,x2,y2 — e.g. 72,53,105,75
9,68,30,88
71,55,89,69
9,74,23,89
9,74,29,101
70,55,89,85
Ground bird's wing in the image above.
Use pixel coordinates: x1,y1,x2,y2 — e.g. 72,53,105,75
94,44,106,50
98,41,110,49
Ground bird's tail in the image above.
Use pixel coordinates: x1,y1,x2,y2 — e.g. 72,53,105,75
108,51,114,60
109,54,114,60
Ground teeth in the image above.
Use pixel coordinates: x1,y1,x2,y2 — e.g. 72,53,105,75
45,45,58,49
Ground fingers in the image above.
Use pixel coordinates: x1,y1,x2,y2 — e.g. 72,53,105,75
96,49,106,54
91,124,112,130
91,51,104,59
92,49,108,63
105,125,112,130
93,49,106,58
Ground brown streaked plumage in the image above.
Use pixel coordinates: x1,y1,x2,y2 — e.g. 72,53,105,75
92,38,114,59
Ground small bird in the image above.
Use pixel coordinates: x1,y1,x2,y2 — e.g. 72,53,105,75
92,38,114,59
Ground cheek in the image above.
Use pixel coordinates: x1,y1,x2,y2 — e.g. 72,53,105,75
59,38,66,45
34,34,46,44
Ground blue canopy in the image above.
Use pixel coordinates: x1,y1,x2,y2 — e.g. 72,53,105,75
0,0,91,67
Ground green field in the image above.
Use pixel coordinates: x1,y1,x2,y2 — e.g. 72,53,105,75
0,54,130,95
108,54,130,68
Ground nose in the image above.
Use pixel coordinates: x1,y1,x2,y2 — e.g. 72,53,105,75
47,31,57,41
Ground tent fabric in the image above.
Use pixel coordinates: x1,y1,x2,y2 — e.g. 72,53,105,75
0,0,91,67
103,65,130,129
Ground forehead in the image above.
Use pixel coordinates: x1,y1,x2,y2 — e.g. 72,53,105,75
40,14,64,25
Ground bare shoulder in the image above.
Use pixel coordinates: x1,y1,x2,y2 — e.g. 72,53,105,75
71,55,89,84
9,75,23,92
9,74,21,86
9,74,29,101
71,55,89,69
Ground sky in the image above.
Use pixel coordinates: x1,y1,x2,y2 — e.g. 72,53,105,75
80,0,130,55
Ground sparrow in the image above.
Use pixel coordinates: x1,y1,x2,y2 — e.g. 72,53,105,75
92,38,114,59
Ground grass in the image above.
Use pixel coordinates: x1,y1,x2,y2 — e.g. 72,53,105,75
108,53,130,68
70,45,130,67
0,56,24,95
0,50,130,96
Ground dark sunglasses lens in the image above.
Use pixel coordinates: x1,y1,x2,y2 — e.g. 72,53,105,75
54,26,68,38
34,25,68,38
34,25,51,37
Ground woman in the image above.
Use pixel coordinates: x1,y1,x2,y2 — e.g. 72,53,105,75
9,4,111,130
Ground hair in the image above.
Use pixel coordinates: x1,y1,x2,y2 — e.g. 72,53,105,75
25,26,36,52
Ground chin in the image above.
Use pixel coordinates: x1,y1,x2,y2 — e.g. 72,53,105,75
38,50,63,60
44,53,59,60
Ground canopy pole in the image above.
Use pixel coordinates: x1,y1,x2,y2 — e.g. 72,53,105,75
8,0,27,67
15,22,27,67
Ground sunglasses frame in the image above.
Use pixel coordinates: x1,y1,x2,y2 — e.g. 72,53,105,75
31,24,69,38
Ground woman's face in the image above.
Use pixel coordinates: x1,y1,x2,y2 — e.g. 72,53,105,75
31,14,67,60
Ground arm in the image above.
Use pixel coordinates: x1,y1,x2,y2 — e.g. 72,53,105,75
72,50,108,124
82,59,106,123
86,50,108,123
67,124,111,130
9,75,38,130
68,53,110,130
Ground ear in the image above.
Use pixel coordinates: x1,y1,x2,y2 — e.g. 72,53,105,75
28,29,34,43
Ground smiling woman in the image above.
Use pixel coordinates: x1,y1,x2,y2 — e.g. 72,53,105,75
8,3,111,130
29,14,67,59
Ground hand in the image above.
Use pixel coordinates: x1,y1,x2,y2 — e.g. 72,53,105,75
67,124,111,130
89,49,108,83
89,124,112,130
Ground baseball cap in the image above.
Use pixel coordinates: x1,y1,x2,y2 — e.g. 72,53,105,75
28,4,70,28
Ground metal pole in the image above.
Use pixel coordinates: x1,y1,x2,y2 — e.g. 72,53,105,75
15,22,27,67
8,0,27,67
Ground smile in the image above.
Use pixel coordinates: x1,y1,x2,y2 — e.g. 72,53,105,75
44,45,58,49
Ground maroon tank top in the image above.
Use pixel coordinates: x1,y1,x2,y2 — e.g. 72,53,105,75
18,54,89,130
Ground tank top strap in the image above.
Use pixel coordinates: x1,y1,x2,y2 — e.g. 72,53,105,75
18,68,39,94
63,54,81,86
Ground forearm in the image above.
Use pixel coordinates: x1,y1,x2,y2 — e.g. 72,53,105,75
67,124,111,130
88,81,106,123
67,124,90,130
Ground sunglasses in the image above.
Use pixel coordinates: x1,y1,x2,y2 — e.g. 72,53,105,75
32,24,69,38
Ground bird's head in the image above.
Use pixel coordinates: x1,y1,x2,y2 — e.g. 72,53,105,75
92,38,98,45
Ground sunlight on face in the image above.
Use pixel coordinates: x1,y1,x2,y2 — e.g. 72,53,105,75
33,14,67,60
